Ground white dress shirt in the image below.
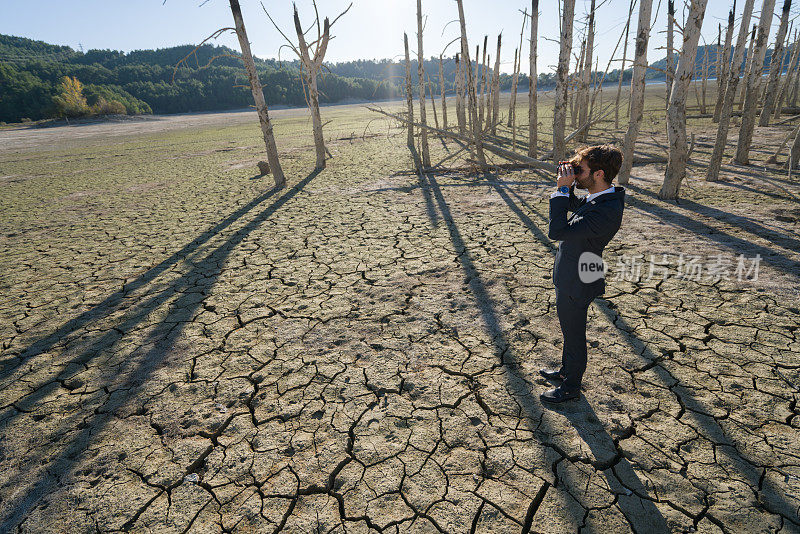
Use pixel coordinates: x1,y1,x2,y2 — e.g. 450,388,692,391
550,185,615,201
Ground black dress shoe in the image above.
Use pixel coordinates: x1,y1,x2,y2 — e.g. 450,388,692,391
539,369,566,381
540,386,580,403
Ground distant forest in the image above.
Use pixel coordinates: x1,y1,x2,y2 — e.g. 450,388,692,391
0,33,792,123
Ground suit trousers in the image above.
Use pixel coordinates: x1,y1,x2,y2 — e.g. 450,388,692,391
555,287,594,390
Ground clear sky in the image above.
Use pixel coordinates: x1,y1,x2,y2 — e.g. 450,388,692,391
1,1,797,75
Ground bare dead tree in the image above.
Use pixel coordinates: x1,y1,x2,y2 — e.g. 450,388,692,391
571,38,585,129
479,36,488,127
229,0,285,188
660,0,708,200
765,120,800,163
509,48,520,130
429,74,440,130
666,0,675,108
439,55,448,130
615,0,635,129
416,0,431,168
790,40,800,106
474,44,480,130
491,34,502,136
508,9,527,127
760,0,793,125
700,44,710,113
739,24,758,110
587,18,632,130
618,0,655,184
263,1,351,171
577,0,596,142
455,53,467,133
735,0,776,164
715,24,722,104
707,0,755,181
714,6,735,123
553,0,577,162
404,33,415,151
485,56,492,126
456,0,486,165
775,30,800,117
789,121,800,168
529,0,539,157
765,17,793,105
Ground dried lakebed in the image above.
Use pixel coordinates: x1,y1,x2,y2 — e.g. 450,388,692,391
0,106,799,532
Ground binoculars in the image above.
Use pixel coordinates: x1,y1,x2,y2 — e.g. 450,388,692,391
558,160,581,174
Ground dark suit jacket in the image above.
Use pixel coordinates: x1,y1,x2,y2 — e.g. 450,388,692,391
548,185,626,301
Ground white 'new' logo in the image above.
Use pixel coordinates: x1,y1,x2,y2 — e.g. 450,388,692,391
578,251,607,283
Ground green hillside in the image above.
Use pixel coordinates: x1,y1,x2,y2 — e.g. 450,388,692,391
0,33,792,124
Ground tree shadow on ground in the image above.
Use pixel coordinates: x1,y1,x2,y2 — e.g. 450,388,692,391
423,170,668,530
0,180,298,379
408,144,439,229
708,176,799,203
624,186,800,279
593,297,800,529
629,184,800,255
0,169,321,531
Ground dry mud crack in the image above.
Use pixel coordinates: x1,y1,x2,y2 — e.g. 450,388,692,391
0,108,799,533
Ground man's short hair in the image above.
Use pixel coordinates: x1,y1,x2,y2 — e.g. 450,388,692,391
570,144,623,185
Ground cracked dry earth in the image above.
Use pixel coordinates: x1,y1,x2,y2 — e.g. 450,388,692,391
1,107,799,533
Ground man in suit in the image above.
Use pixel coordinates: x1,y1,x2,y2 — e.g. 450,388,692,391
540,144,626,403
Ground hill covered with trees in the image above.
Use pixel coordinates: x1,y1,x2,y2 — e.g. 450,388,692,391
0,33,790,124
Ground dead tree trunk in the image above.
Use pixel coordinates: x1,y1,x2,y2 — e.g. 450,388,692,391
265,2,351,173
456,0,486,165
776,30,800,117
615,0,634,129
707,0,756,181
739,24,758,110
474,44,480,130
791,45,800,106
577,0,595,142
553,0,576,162
714,6,735,123
508,49,520,128
735,0,777,164
508,9,527,128
439,56,448,130
229,0,285,188
292,7,326,170
760,0,793,125
700,45,710,114
479,36,488,128
789,121,800,167
416,0,431,168
618,0,655,184
429,75,440,130
455,53,467,133
404,33,415,150
572,39,585,129
666,0,675,108
491,34,502,136
715,24,722,105
660,0,708,200
529,0,539,157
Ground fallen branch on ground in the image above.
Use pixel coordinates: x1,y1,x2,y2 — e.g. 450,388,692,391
366,106,557,172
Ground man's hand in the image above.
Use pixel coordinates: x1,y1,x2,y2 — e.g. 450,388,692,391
557,161,575,188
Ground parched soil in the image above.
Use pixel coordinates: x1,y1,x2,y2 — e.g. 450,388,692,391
0,93,798,533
